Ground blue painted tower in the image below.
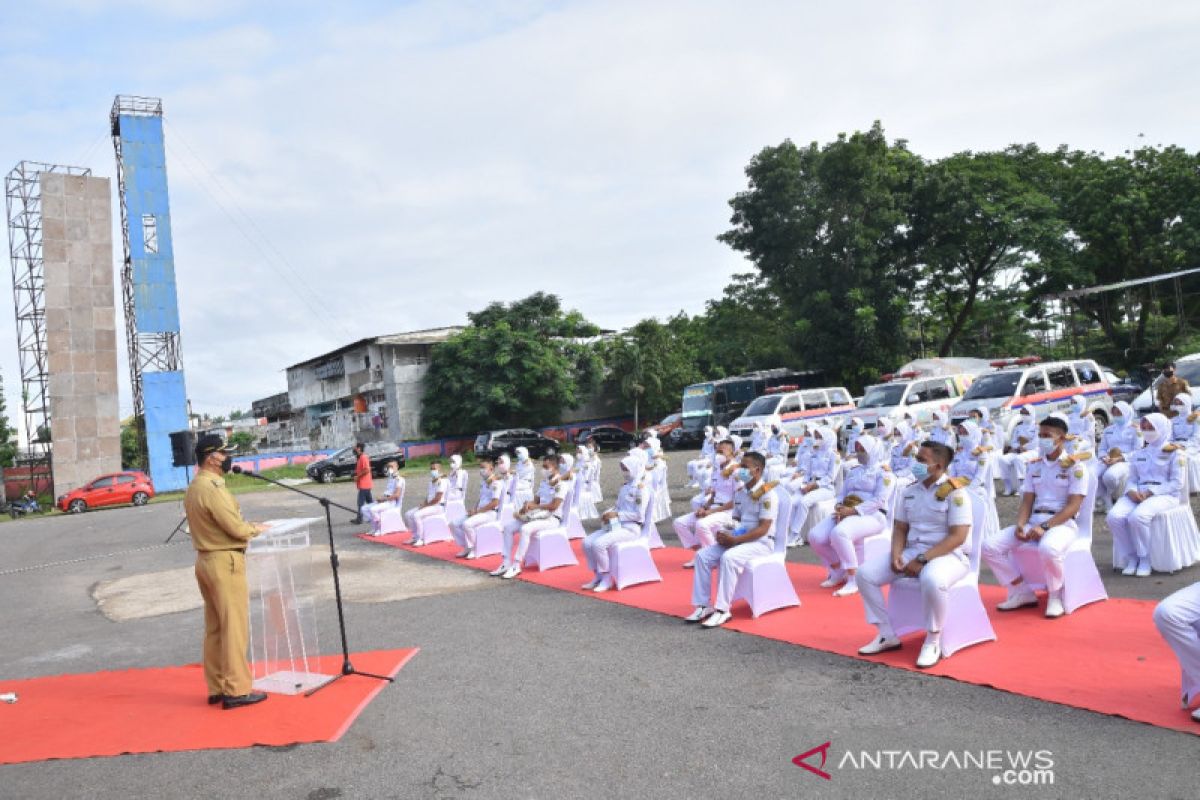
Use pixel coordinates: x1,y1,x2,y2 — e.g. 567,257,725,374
111,96,190,491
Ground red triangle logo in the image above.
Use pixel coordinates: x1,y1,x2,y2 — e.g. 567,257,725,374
792,741,832,780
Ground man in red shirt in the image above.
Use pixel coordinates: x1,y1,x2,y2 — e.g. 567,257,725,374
351,443,374,524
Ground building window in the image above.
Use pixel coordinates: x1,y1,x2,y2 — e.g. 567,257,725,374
142,214,158,254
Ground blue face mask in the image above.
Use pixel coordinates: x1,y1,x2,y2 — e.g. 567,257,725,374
735,467,752,484
911,461,930,482
1037,437,1058,457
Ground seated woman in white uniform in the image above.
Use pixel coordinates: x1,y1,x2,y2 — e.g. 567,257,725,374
857,441,972,669
582,454,652,592
997,407,1038,496
889,421,919,490
1095,401,1142,511
948,420,999,543
787,425,840,548
674,439,739,567
969,407,998,450
445,454,469,505
1170,393,1200,457
843,418,865,463
1066,395,1096,447
491,454,573,579
808,434,892,597
453,457,503,559
1107,413,1182,577
765,423,790,481
981,414,1088,618
404,459,450,546
513,447,536,508
927,410,957,450
363,460,404,532
1153,578,1200,723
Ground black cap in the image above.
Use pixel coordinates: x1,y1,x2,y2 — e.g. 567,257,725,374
195,433,234,462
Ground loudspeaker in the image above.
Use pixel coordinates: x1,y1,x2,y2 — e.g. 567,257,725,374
170,430,197,467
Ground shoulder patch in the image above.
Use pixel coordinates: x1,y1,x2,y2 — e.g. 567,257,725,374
952,494,965,507
1074,468,1085,479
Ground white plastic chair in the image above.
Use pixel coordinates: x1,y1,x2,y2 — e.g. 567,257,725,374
1148,452,1200,573
731,490,800,617
610,500,663,590
373,482,407,534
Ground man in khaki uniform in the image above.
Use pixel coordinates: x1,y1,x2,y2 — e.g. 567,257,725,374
1157,362,1191,418
185,434,269,709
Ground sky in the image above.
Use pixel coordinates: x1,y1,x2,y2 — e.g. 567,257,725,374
0,0,1198,435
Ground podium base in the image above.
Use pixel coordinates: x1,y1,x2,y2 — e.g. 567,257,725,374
253,669,335,696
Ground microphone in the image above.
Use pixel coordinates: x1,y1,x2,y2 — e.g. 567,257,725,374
231,465,244,474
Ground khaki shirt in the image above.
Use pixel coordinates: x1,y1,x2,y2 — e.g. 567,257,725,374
1158,377,1190,415
184,472,258,552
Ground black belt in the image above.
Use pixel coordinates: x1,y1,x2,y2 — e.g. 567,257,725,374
1032,509,1059,515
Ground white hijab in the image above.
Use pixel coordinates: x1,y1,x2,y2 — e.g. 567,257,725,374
1144,412,1171,452
620,453,644,485
854,434,885,467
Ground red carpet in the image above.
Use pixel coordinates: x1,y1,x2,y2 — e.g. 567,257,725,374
0,649,417,765
361,532,1198,737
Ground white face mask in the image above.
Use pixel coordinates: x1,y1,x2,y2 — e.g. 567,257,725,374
1037,437,1057,456
715,454,728,466
1143,427,1162,444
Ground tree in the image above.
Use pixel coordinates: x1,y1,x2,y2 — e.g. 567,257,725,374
601,317,703,425
720,123,923,389
691,274,795,377
120,416,145,470
230,410,245,420
0,373,16,468
421,293,604,436
228,431,257,452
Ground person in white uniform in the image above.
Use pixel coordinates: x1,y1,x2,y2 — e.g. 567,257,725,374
513,447,536,508
1170,393,1200,456
889,422,918,487
997,407,1038,496
1095,401,1142,511
843,418,865,464
452,457,503,559
928,410,957,450
1153,579,1200,722
688,426,716,487
1066,395,1096,448
649,444,671,522
969,408,998,450
405,459,450,546
446,454,468,505
748,420,768,453
949,421,999,544
981,414,1087,618
765,424,790,481
363,461,404,532
857,441,972,668
581,454,652,592
674,439,739,567
1107,413,1181,577
492,454,573,579
787,425,839,547
684,451,778,629
808,434,892,596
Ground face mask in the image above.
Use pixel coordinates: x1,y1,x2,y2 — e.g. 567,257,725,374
1037,437,1057,457
1165,370,1175,377
559,464,571,476
219,456,233,474
518,453,528,462
387,468,398,477
1114,414,1126,427
735,467,752,484
911,461,930,481
1143,427,1162,444
430,469,440,479
715,454,727,466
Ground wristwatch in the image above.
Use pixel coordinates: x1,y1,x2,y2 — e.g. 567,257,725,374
915,554,929,565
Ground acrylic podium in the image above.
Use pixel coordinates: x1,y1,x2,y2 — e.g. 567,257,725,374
246,517,333,694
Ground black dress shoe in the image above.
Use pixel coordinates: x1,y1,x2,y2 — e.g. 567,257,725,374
222,692,268,709
351,517,363,525
207,694,224,705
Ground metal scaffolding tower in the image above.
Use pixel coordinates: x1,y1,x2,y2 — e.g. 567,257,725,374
5,161,90,495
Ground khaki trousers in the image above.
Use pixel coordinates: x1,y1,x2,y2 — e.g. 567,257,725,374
195,550,252,697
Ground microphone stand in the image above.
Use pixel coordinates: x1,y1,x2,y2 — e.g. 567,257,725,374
232,467,393,695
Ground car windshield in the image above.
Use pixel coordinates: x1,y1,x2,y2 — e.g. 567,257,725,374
1176,361,1200,384
962,371,1022,399
743,395,781,416
330,446,352,459
659,413,680,425
859,384,906,408
682,385,713,415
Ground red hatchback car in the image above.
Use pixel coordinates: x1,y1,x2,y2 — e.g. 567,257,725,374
57,471,155,513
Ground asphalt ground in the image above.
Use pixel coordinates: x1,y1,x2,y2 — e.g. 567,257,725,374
1,448,1197,799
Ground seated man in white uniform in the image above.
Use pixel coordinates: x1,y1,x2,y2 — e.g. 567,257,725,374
684,451,778,629
404,459,449,546
808,435,891,597
363,460,404,533
981,414,1087,618
1107,413,1181,577
857,441,972,669
491,454,572,579
787,425,839,548
582,454,652,592
674,439,739,568
1095,401,1142,511
997,407,1038,496
513,447,536,508
452,456,503,559
687,426,716,488
1153,578,1200,722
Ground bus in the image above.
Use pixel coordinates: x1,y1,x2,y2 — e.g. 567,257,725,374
675,369,822,447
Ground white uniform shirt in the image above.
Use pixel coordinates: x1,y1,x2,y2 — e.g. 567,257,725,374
476,476,498,511
896,475,972,552
1020,455,1088,515
516,460,535,492
427,475,450,505
534,478,555,506
839,462,890,517
949,448,991,492
1128,446,1183,498
1009,421,1037,452
732,480,779,539
844,429,863,458
806,448,839,490
447,469,468,501
890,441,915,477
612,479,650,524
708,468,739,506
1171,415,1200,451
768,432,789,458
1098,423,1141,458
550,477,572,520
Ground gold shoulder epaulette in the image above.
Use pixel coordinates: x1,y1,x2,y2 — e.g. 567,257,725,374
751,480,779,501
1164,442,1182,452
935,477,968,500
1189,412,1200,423
971,446,985,456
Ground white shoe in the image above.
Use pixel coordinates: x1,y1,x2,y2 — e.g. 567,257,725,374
489,565,508,577
465,549,476,560
857,635,902,655
681,559,695,569
787,539,801,549
1192,707,1200,723
1122,559,1138,576
996,591,1038,611
592,576,613,593
501,566,522,580
1045,595,1065,618
410,539,425,547
454,549,469,558
684,606,712,623
833,578,858,597
916,641,942,669
581,578,600,590
701,610,732,628
1136,558,1152,577
819,571,844,589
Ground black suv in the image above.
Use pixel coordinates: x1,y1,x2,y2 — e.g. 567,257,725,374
574,425,636,452
474,429,559,460
305,441,407,484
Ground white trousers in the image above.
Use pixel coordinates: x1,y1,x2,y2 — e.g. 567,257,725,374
808,511,886,570
404,506,444,540
691,538,774,612
981,515,1077,593
673,510,732,549
858,547,970,636
453,510,497,548
501,517,559,567
1108,494,1178,562
363,499,399,525
790,487,834,539
1096,462,1131,507
1154,582,1200,704
583,523,639,575
997,451,1036,492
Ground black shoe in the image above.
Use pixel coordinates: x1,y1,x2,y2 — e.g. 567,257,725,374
222,692,268,710
351,517,363,525
207,694,224,705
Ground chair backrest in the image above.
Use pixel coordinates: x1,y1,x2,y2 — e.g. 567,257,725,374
1178,452,1191,506
771,488,791,555
1075,468,1100,542
639,489,656,540
966,489,987,574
